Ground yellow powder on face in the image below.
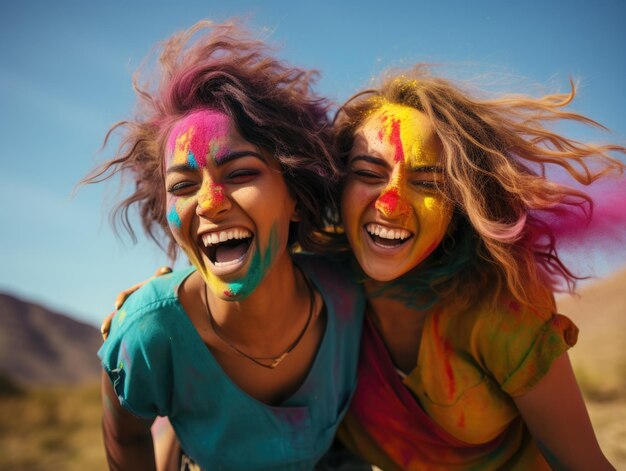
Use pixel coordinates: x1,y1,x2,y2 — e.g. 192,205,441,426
198,182,226,212
375,103,425,166
371,101,439,171
423,196,437,211
368,102,439,221
182,247,231,298
171,127,195,166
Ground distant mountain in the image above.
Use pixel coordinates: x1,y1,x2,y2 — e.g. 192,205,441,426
0,293,102,386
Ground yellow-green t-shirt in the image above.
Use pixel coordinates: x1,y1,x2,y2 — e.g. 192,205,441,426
338,292,578,470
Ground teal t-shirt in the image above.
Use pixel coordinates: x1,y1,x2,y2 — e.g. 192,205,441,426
98,254,365,470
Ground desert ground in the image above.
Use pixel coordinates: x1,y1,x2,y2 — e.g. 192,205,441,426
557,268,626,468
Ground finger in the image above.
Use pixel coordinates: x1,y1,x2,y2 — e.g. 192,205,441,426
155,266,173,276
113,268,172,311
114,283,141,310
101,311,115,341
114,294,125,311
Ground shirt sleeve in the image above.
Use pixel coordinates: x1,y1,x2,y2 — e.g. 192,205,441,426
98,300,174,419
476,295,579,397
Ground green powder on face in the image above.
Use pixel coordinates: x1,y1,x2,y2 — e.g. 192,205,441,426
224,224,280,299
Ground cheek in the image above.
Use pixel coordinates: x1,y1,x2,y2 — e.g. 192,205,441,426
166,195,181,231
341,183,370,223
166,195,194,236
419,197,452,235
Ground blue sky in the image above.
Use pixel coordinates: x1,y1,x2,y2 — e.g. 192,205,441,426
1,0,625,327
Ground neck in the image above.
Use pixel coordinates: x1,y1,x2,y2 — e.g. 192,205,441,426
205,251,310,351
364,279,429,374
365,280,424,321
362,258,445,311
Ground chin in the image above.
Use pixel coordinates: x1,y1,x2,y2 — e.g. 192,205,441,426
360,260,404,283
209,275,258,302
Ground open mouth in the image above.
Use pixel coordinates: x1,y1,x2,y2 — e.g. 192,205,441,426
365,223,413,248
201,228,254,266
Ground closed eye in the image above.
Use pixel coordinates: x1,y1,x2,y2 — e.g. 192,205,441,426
167,180,198,194
226,169,261,184
352,169,385,183
411,180,440,191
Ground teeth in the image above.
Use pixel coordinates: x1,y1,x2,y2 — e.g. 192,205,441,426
202,228,252,247
365,223,411,241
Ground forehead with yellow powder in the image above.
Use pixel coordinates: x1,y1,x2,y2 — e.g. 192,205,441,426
364,101,440,168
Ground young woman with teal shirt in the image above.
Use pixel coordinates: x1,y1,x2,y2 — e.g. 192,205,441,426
88,21,366,471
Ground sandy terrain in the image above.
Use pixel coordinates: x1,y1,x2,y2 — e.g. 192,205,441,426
557,268,626,468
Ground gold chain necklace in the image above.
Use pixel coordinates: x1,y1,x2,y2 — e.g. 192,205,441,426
205,266,315,369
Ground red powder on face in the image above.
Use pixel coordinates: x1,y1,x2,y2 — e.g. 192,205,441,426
378,189,400,212
224,290,235,298
457,413,465,428
388,118,405,163
198,183,226,211
376,188,411,217
211,184,226,204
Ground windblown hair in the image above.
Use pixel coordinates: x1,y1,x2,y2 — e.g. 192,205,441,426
334,65,625,310
83,20,337,260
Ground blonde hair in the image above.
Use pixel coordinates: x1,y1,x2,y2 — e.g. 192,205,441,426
334,65,625,309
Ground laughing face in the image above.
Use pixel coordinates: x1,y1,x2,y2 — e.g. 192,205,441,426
164,109,296,300
341,102,453,282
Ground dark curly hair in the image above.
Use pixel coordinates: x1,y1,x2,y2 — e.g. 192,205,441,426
83,20,339,260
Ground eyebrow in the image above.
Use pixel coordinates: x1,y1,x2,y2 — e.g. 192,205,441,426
166,150,265,174
350,155,444,173
215,150,265,165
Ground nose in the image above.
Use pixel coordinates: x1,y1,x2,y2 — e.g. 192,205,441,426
196,180,231,218
375,166,411,219
375,187,411,219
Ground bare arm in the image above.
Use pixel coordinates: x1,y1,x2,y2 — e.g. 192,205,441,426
101,370,156,471
513,353,614,470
